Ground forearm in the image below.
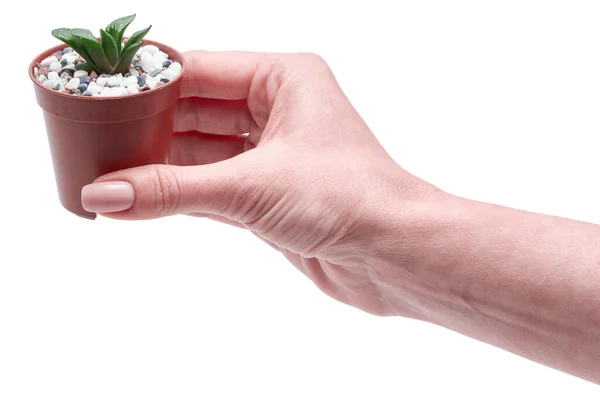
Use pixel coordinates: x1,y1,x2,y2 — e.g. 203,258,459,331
380,194,600,383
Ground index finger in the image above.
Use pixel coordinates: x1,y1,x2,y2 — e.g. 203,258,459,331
180,50,277,99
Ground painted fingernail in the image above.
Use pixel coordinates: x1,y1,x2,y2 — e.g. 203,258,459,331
81,181,135,213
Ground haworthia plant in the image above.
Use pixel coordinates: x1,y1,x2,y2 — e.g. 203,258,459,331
51,14,152,75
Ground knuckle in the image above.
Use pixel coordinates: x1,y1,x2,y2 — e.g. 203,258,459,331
150,166,181,215
297,52,327,65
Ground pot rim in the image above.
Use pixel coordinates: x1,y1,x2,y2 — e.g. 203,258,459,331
28,37,185,101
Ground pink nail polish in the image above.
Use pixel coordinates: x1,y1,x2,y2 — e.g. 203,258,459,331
81,181,135,213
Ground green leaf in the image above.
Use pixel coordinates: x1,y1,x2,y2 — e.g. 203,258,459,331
122,25,152,53
111,41,143,75
75,62,92,73
100,29,119,66
51,28,77,48
105,14,136,52
70,28,113,73
52,28,101,74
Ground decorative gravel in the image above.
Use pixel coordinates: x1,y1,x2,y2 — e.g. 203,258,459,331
33,43,181,97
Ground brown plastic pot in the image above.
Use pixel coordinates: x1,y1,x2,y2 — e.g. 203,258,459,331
29,39,184,219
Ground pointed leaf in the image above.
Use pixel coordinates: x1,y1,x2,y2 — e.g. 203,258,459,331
122,25,152,53
52,28,101,73
105,14,136,51
71,28,113,73
51,28,77,48
111,41,143,75
100,29,119,66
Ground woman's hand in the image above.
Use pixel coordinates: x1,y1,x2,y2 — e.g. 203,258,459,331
81,50,600,384
81,50,443,317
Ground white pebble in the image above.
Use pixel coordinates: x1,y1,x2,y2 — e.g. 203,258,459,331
120,76,138,87
96,77,108,87
87,83,103,95
48,71,59,81
141,45,159,55
108,76,122,87
62,54,77,65
49,62,62,72
168,62,182,73
100,87,128,97
153,52,167,69
65,78,80,90
127,84,140,94
141,52,154,73
146,78,159,89
34,67,39,78
74,70,88,78
37,75,47,83
113,87,128,96
128,69,139,77
41,56,58,66
161,69,178,80
43,79,58,89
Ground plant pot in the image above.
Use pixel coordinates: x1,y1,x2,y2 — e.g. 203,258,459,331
29,39,184,219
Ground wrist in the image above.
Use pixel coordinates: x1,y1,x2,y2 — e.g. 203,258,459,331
364,185,472,321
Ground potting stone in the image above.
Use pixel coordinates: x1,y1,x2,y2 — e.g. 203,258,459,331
50,62,62,72
34,42,181,97
41,56,58,66
42,79,57,89
107,76,123,87
141,52,154,73
65,78,80,91
96,77,109,87
141,45,159,55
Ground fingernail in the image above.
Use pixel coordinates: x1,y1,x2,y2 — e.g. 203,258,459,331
81,181,135,213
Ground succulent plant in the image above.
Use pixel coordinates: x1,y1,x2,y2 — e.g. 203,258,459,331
51,14,151,75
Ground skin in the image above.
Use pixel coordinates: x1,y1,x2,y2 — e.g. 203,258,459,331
85,50,600,384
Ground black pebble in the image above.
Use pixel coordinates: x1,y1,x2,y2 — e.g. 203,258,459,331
150,69,161,77
64,47,73,53
59,68,74,77
60,59,67,67
79,75,89,84
160,78,170,83
82,91,93,96
78,83,88,92
57,50,64,56
137,76,146,86
162,60,172,68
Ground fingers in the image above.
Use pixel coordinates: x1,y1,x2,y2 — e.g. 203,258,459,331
174,97,253,135
169,131,246,166
181,50,277,99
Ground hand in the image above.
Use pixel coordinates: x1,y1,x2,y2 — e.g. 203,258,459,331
81,50,443,316
81,50,600,383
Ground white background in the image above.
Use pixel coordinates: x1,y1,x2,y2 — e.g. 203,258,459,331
1,1,599,398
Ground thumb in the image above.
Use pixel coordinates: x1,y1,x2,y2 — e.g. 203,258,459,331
81,157,258,220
